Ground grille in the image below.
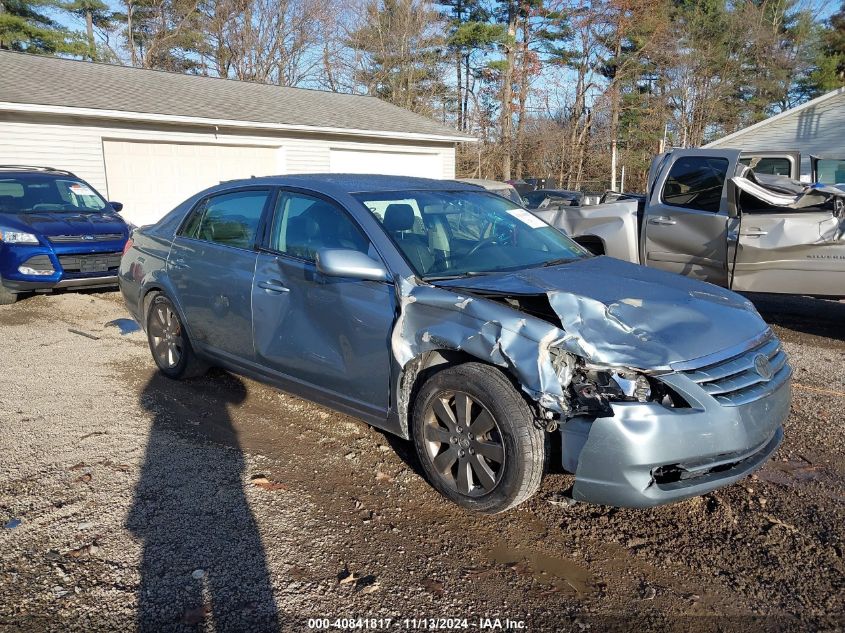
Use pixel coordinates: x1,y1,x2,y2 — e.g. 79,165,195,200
21,254,54,272
49,233,124,244
682,333,791,407
57,252,121,276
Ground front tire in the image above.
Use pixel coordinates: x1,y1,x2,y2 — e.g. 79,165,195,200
412,363,547,513
0,280,18,305
146,293,207,379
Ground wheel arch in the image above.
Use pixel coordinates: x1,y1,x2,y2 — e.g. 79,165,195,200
139,285,195,345
140,285,166,330
395,348,527,440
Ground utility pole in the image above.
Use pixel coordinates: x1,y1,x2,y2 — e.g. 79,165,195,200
499,1,518,180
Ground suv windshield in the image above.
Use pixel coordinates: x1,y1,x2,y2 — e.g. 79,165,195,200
355,189,587,279
0,174,109,214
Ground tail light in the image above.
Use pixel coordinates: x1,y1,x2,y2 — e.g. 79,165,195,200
122,237,134,256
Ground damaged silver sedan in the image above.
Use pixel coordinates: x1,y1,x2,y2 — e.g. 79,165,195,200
119,175,791,513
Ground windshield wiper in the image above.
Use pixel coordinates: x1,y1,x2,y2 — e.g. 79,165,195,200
539,257,575,268
424,271,492,282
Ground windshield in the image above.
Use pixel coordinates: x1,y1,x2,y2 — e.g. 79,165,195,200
494,187,524,206
355,189,587,279
0,174,109,214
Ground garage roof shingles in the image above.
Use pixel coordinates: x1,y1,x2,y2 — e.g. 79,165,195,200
0,51,471,140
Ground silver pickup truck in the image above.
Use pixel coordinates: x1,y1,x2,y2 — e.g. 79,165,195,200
530,149,845,297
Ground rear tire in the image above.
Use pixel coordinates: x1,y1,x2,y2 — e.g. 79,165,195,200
0,280,18,305
412,362,547,514
146,293,208,379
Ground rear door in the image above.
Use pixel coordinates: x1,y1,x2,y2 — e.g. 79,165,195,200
167,187,273,361
641,149,741,286
740,151,800,180
730,191,845,297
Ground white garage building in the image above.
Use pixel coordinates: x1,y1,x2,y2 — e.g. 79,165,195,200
705,87,845,180
0,51,471,226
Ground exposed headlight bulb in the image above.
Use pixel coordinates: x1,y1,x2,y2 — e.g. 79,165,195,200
634,374,651,402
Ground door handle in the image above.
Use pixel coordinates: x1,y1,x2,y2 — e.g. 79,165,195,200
257,279,290,293
648,216,677,226
741,229,768,237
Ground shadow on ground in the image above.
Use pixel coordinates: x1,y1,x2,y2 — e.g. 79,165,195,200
127,370,282,631
746,293,845,342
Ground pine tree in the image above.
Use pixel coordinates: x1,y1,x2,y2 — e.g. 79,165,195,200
0,0,82,53
349,0,447,115
63,0,115,60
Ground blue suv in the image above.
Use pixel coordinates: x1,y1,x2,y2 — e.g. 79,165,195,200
0,166,129,304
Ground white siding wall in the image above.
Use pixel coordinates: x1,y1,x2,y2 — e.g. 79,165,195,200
708,92,845,175
0,113,458,198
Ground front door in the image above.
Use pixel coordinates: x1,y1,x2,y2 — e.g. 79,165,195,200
641,149,741,286
251,189,395,416
167,187,273,361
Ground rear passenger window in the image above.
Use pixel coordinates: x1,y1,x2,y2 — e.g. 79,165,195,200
739,157,792,176
662,157,729,213
180,189,269,249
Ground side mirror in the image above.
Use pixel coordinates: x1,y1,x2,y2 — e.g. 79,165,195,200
316,248,389,282
110,201,124,212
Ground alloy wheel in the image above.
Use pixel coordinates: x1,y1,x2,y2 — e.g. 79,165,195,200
422,391,505,496
148,302,184,369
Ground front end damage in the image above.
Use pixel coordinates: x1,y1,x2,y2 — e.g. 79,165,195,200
392,256,791,507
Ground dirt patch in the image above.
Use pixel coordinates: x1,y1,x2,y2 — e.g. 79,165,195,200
1,292,844,631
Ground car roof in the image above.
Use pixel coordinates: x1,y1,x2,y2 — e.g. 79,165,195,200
531,188,581,196
457,178,514,190
0,165,77,177
218,173,480,196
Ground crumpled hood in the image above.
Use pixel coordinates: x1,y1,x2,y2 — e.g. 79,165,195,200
0,212,128,237
436,256,768,369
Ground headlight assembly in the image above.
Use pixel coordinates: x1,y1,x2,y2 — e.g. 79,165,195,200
0,229,39,244
565,359,689,417
567,360,655,417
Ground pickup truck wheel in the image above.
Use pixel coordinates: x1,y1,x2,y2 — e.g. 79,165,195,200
412,362,547,514
0,280,18,305
146,294,207,379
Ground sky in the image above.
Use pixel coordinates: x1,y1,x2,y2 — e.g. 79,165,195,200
53,0,843,54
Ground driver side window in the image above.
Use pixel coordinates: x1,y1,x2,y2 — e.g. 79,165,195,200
269,191,373,261
662,156,729,213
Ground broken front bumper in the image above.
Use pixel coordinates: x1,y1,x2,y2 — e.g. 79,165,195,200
560,335,791,508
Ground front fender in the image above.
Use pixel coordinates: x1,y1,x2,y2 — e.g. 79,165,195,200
388,278,574,435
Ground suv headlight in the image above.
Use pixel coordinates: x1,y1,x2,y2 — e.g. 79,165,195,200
0,229,39,244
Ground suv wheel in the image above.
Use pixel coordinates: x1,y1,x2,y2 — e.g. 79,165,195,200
146,293,207,379
0,278,18,305
412,363,547,513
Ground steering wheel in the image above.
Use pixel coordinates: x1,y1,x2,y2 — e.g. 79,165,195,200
465,235,503,258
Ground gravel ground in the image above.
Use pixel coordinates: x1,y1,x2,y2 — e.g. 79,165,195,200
0,290,843,632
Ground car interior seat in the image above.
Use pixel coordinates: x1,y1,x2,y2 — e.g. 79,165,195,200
383,203,434,274
285,213,321,259
23,183,64,210
0,195,18,212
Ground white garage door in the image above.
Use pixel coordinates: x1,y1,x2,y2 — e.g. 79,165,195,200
103,140,282,226
329,148,442,179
